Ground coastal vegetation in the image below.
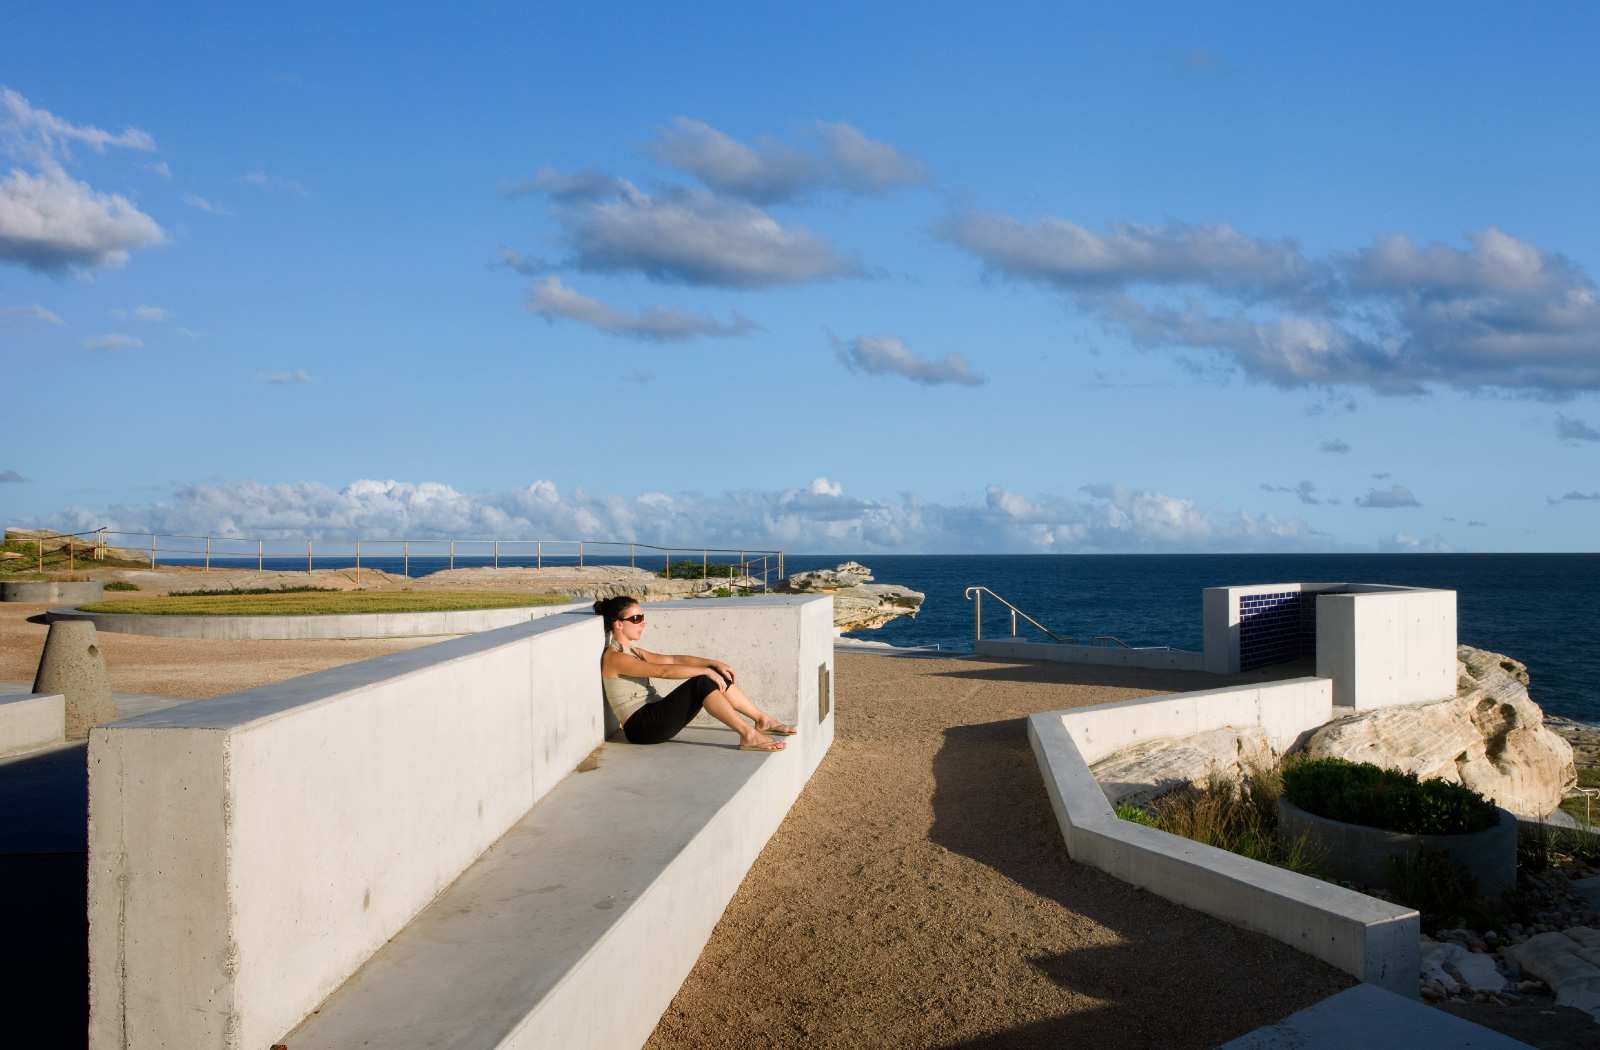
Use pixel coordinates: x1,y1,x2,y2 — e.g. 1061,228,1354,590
1282,757,1502,836
657,559,743,580
79,590,568,616
1114,765,1324,875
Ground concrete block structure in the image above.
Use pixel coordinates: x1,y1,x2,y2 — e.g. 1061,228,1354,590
87,594,833,1050
1202,582,1456,710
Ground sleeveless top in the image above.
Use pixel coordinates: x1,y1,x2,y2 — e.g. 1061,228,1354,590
601,640,660,722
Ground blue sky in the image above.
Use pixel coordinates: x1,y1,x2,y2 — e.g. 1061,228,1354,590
4,2,1599,553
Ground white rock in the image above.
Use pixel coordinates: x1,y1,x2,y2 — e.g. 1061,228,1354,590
776,562,925,632
1504,928,1600,1021
1091,726,1274,809
1297,645,1577,818
1419,942,1463,994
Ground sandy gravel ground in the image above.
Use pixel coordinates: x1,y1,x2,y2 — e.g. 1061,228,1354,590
645,653,1352,1050
0,601,438,698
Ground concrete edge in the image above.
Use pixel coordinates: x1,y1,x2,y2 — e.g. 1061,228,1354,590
1026,709,1421,996
0,691,66,758
974,637,1205,671
46,599,594,639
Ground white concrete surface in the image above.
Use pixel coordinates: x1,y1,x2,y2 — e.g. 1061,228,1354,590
0,692,65,758
1218,982,1536,1049
282,717,833,1050
87,593,834,1050
0,579,103,602
1029,690,1420,997
974,637,1205,670
1061,677,1333,764
1316,587,1457,710
1202,583,1344,674
88,611,605,1050
52,598,590,639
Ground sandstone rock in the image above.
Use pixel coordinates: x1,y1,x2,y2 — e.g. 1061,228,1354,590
775,562,924,632
1297,645,1576,818
1504,928,1600,1021
5,527,150,564
1090,726,1275,809
1420,941,1508,994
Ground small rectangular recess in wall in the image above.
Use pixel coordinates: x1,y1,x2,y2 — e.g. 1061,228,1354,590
817,664,831,723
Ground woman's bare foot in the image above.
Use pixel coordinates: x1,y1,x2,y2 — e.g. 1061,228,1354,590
755,719,797,736
736,731,784,751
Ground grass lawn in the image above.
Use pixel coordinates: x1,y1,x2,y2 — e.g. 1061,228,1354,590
79,590,572,616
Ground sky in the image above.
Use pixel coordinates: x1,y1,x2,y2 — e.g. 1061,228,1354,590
3,1,1600,554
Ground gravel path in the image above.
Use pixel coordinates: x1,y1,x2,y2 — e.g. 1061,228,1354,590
645,652,1350,1050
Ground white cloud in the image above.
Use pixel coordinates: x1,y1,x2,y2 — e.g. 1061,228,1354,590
1261,480,1322,505
646,117,924,204
496,245,548,275
112,305,167,322
526,277,757,341
1356,484,1420,508
1320,438,1350,453
182,193,228,214
81,333,142,350
1556,415,1600,442
939,211,1600,394
256,369,314,385
0,303,62,324
140,160,171,179
241,171,309,196
535,174,857,288
1551,491,1600,502
0,469,28,483
23,476,1348,554
0,88,164,272
82,333,143,351
830,331,984,386
1378,531,1453,552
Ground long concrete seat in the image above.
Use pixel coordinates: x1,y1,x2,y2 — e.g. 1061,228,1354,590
284,722,826,1049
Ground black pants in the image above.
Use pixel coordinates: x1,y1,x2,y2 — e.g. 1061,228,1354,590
623,675,719,745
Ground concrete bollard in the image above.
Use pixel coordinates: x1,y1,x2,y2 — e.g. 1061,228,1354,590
33,619,117,738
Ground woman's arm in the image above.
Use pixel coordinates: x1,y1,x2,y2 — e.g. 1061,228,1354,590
604,647,728,688
645,649,737,685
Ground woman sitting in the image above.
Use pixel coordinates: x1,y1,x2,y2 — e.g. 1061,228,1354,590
596,595,794,751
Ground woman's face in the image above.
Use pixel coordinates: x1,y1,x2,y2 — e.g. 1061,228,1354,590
614,603,645,644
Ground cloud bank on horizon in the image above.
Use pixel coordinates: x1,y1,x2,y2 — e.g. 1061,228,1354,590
26,475,1449,555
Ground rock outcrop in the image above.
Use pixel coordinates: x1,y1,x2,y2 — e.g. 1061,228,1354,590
5,527,151,564
1090,727,1275,809
774,561,924,632
1504,927,1600,1021
1297,645,1576,819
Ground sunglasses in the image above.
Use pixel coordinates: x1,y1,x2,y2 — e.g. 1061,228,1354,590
619,614,646,624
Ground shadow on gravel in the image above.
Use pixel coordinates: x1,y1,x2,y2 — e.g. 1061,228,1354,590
926,717,1350,1050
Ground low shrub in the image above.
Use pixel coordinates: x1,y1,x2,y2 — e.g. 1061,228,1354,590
657,560,741,580
166,585,337,597
1282,756,1500,835
1388,849,1480,933
103,581,140,591
1116,770,1324,876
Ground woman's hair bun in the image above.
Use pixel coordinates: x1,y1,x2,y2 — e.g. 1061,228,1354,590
594,594,642,634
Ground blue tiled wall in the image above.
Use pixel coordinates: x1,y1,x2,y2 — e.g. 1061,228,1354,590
1238,590,1313,671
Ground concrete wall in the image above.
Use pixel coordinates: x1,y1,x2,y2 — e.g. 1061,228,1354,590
1315,588,1457,710
0,692,65,757
88,612,604,1050
633,595,836,730
1060,677,1333,765
1029,708,1419,995
54,599,590,639
974,637,1204,671
1,579,103,603
1201,583,1345,674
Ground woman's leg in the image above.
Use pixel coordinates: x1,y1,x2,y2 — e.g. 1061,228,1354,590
721,682,794,733
624,677,781,748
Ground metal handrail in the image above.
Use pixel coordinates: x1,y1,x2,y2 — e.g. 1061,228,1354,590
964,586,1075,643
5,527,786,589
1091,635,1131,648
1571,786,1599,829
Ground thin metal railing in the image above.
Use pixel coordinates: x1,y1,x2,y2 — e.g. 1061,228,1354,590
963,586,1075,643
6,528,787,591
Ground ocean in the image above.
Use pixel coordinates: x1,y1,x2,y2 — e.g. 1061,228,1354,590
785,553,1600,726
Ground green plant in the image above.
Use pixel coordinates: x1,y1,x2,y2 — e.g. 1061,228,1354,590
1282,757,1500,835
656,560,741,580
1115,772,1325,876
103,581,140,591
1388,849,1479,933
1519,821,1600,874
165,585,338,597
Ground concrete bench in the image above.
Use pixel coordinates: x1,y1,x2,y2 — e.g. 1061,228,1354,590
283,720,831,1048
0,692,65,758
89,594,833,1050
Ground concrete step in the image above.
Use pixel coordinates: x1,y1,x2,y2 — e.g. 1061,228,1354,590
281,723,822,1050
1219,982,1536,1049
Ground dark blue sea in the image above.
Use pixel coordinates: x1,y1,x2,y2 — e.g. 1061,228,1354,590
786,554,1600,727
163,550,1599,725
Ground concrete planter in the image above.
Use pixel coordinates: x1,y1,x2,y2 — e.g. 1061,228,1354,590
1278,797,1517,896
0,580,104,603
